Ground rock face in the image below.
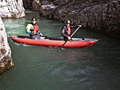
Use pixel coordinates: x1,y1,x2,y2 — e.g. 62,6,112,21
0,0,25,18
0,0,25,73
0,17,14,73
25,0,120,39
23,0,33,10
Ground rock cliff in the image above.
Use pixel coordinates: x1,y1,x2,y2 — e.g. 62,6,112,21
0,17,14,73
24,0,120,39
0,0,25,18
0,0,25,73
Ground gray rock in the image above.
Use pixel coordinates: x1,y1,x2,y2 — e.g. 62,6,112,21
31,0,120,39
0,0,25,18
0,0,25,73
0,17,14,73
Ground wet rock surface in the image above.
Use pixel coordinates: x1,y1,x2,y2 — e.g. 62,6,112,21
0,0,25,73
0,17,14,73
24,0,120,39
0,0,25,18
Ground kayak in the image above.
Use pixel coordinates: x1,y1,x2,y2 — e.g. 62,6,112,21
9,36,99,48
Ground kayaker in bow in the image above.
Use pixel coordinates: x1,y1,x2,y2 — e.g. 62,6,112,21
61,20,82,41
26,18,43,39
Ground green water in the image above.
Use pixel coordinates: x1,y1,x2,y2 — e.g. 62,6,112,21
0,11,120,90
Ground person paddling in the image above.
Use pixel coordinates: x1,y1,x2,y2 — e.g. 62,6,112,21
26,18,42,39
61,20,82,41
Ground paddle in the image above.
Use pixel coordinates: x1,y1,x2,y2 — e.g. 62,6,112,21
60,26,81,49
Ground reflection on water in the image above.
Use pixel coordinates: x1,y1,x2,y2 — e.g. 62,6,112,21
1,11,120,90
13,42,95,64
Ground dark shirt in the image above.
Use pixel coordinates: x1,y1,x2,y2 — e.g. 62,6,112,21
61,25,77,38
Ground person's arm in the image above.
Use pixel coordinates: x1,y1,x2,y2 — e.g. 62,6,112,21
36,25,43,36
70,25,82,28
26,24,33,30
26,24,33,34
38,31,43,36
70,25,77,28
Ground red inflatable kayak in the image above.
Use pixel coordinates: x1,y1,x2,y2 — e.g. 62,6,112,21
9,36,99,48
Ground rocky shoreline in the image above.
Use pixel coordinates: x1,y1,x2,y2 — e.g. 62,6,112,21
24,0,120,39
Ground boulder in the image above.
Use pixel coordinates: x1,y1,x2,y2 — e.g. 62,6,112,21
0,17,14,73
0,0,25,18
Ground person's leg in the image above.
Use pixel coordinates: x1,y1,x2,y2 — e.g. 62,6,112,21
64,37,68,41
30,34,32,39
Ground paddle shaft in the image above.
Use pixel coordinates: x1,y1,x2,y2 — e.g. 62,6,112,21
60,26,80,48
71,27,80,37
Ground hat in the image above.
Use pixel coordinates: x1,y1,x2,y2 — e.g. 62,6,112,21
66,20,70,24
31,18,36,21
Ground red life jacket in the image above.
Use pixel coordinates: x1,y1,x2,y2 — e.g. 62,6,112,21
67,26,71,35
33,25,39,32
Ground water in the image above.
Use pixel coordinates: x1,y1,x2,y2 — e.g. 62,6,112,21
0,11,120,90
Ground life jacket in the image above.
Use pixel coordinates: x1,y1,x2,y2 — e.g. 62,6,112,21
67,26,71,35
33,25,39,32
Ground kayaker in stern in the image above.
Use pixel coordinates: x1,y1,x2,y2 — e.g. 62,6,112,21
26,18,43,39
61,20,82,41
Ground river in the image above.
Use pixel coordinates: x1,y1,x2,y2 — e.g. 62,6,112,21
0,11,120,90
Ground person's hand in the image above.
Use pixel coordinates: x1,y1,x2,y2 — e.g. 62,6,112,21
68,36,71,40
40,33,43,36
78,25,82,27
